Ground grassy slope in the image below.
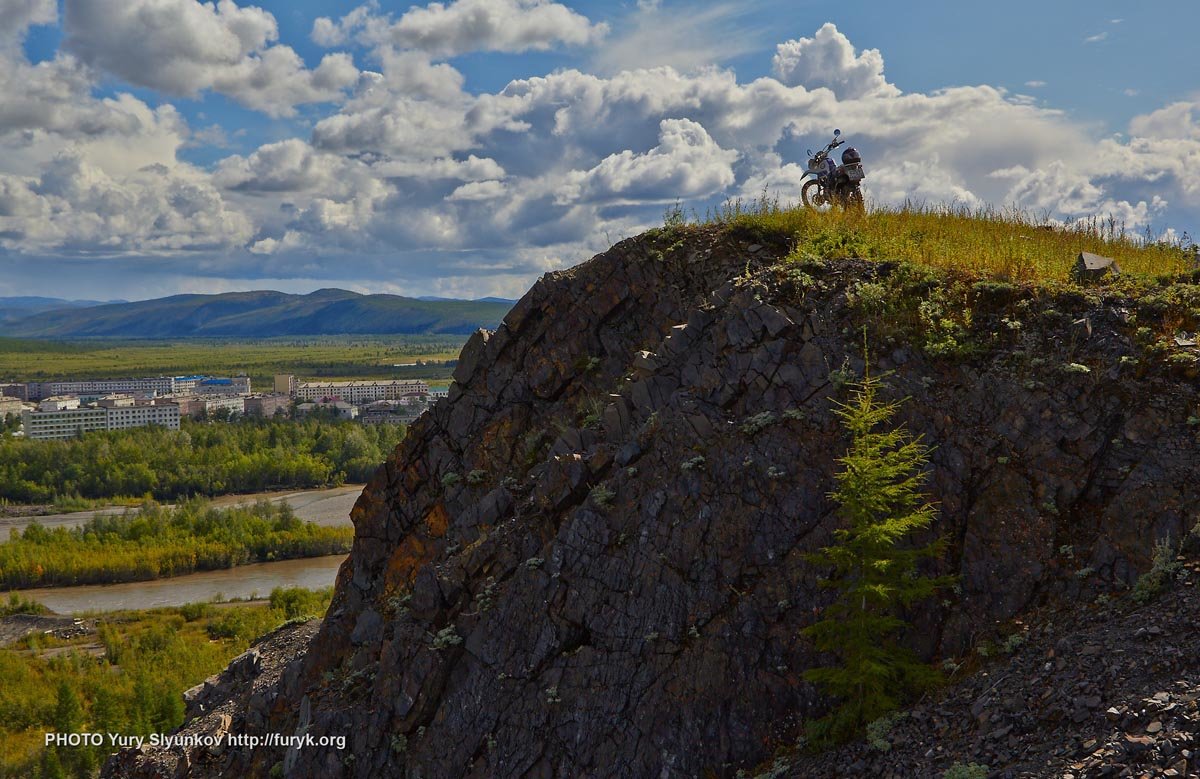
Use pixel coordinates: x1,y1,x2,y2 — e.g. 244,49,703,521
713,200,1194,282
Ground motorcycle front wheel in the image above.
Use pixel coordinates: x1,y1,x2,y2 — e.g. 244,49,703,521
801,180,827,211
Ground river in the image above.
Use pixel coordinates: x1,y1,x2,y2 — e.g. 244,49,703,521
0,484,364,539
2,484,363,614
10,555,348,614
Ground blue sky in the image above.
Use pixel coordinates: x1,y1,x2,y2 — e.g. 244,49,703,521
1,0,1197,301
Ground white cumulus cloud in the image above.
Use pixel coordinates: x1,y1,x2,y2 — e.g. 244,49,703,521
3,15,1199,300
0,151,252,253
313,0,607,57
558,118,738,204
772,23,898,99
0,0,57,50
64,0,359,117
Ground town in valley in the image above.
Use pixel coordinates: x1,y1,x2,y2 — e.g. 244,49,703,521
0,374,448,440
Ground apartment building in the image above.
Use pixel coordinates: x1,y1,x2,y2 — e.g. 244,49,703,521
27,377,174,400
0,383,28,401
22,395,180,440
176,395,245,418
193,377,252,395
244,394,291,417
0,396,24,419
292,379,429,404
295,400,358,420
25,375,250,401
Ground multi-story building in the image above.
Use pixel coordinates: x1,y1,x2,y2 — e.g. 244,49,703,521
292,379,429,404
295,399,358,420
23,405,106,439
176,395,245,418
0,396,24,419
359,399,423,425
27,377,175,400
95,394,136,408
169,376,206,395
194,377,252,395
25,375,254,400
274,374,297,396
38,396,81,411
22,396,180,440
244,394,291,417
0,383,28,401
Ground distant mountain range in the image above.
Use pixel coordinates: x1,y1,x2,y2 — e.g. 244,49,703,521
416,295,516,304
0,296,117,324
1,290,516,338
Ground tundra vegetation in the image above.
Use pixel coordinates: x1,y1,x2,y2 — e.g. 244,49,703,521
684,197,1195,282
0,417,406,506
0,335,464,390
0,500,353,588
0,588,332,779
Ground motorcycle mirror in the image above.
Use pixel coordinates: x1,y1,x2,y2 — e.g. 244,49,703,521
833,128,841,137
806,149,813,157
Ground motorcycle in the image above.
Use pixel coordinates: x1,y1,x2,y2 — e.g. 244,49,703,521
801,129,865,211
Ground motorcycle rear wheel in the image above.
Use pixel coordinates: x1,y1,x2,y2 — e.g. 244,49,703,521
847,187,864,212
801,180,827,211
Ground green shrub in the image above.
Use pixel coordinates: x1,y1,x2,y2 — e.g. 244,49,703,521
432,627,462,650
0,593,49,617
1131,537,1182,604
739,412,778,436
269,586,331,621
865,711,906,752
589,484,615,508
944,763,989,779
178,602,212,622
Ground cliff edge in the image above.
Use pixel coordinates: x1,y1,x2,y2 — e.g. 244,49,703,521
105,224,1200,778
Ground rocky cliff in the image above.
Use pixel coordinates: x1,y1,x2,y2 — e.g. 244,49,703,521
105,224,1200,778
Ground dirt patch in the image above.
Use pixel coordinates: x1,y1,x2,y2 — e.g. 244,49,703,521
0,613,96,647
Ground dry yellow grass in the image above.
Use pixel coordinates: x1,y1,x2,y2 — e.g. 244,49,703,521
703,199,1195,283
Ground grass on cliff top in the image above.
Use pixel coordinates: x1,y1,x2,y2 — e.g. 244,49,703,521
687,198,1196,284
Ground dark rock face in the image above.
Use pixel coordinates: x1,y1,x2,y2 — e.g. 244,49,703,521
783,559,1200,777
104,227,1200,778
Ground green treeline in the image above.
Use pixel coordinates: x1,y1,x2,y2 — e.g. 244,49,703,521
0,416,406,504
0,588,333,779
0,500,352,589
